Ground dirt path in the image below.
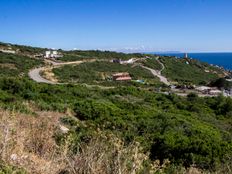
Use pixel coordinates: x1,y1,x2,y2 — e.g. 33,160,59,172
132,56,171,86
140,65,170,86
156,57,165,73
139,57,170,86
44,59,84,66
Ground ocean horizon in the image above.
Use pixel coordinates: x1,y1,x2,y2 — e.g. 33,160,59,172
152,52,232,70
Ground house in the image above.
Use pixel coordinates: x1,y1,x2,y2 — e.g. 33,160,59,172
44,50,63,58
112,72,132,81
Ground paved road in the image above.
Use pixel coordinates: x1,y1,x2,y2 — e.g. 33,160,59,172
28,59,104,85
29,59,87,84
29,58,230,98
29,67,57,84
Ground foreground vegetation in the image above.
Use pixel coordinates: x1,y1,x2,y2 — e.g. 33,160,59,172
1,77,232,173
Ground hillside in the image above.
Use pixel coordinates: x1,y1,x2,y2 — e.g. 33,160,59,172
159,56,226,85
0,42,47,56
52,61,162,87
58,50,145,61
0,42,232,173
0,52,43,78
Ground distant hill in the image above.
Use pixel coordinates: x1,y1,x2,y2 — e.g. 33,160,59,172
0,41,228,86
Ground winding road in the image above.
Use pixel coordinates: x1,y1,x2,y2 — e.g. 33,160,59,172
28,58,230,98
29,59,85,84
139,57,171,86
29,67,57,84
29,57,171,86
140,65,170,86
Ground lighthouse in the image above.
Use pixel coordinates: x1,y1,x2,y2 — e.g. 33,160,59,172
184,53,188,58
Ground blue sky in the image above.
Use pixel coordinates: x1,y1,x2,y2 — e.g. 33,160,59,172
1,0,232,52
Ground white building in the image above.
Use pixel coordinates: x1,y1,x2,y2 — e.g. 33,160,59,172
44,50,62,58
45,51,51,58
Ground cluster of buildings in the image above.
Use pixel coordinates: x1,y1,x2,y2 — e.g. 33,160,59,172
33,50,63,59
44,50,63,58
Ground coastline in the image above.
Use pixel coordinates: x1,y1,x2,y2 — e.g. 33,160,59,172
150,52,232,71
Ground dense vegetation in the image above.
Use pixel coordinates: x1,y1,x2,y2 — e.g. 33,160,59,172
159,56,225,85
210,77,232,90
0,42,46,55
1,77,232,172
0,52,43,77
139,57,163,70
0,162,26,174
53,61,162,86
58,50,144,61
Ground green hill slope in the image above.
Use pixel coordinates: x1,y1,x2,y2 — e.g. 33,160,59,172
0,52,43,78
159,56,226,85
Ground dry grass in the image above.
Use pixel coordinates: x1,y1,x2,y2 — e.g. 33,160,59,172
0,109,150,174
63,136,148,174
41,67,59,83
0,109,65,174
0,109,228,174
0,63,17,69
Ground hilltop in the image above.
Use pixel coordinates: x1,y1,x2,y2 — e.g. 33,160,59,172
0,42,232,173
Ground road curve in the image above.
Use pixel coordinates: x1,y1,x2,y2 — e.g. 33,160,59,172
30,58,171,86
29,67,57,84
156,57,165,73
29,59,87,84
28,59,98,84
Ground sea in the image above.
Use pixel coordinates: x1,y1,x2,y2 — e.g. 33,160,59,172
155,53,232,70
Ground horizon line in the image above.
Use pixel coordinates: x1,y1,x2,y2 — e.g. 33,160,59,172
1,41,232,54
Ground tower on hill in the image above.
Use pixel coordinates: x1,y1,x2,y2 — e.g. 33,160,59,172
184,53,188,58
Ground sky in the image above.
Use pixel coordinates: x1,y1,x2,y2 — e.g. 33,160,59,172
0,0,232,52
